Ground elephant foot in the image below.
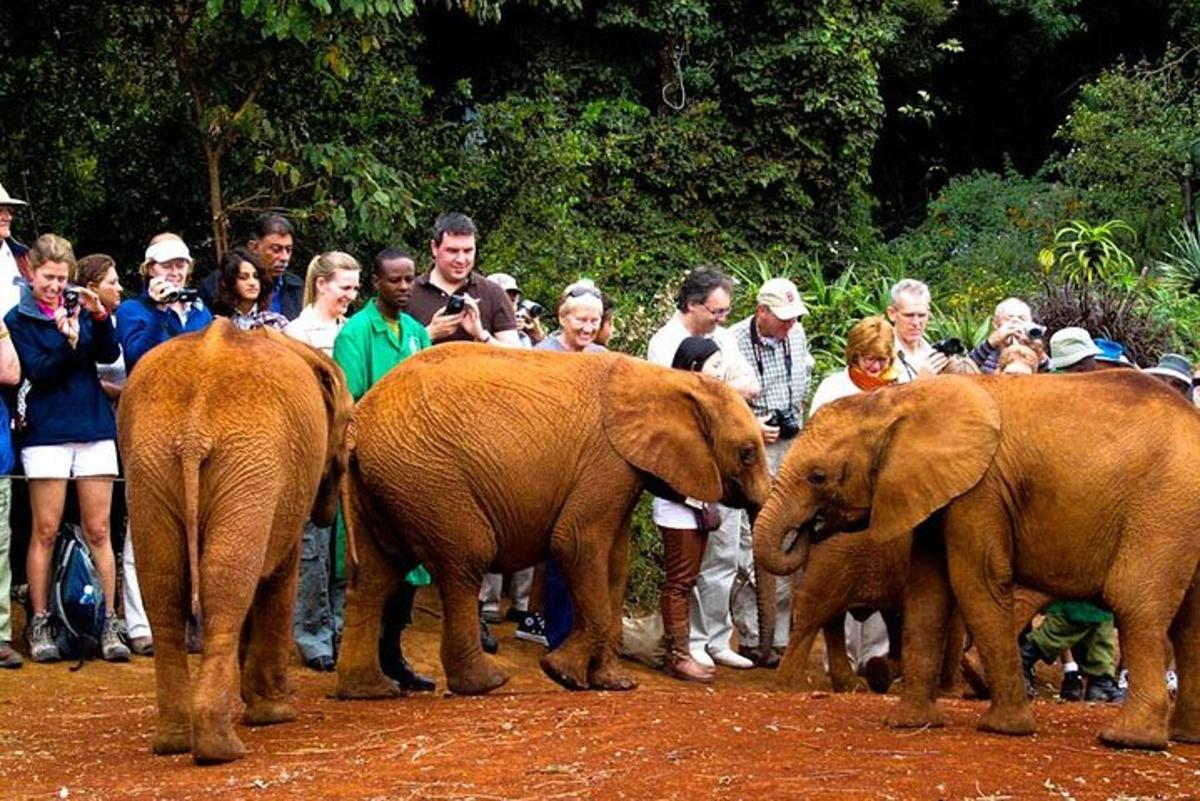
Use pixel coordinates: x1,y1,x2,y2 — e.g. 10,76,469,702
1100,723,1169,751
244,698,298,727
1169,706,1200,743
540,650,589,691
152,725,192,756
192,728,248,764
977,704,1036,736
446,658,508,696
337,667,405,700
830,673,869,694
588,663,638,691
884,700,945,729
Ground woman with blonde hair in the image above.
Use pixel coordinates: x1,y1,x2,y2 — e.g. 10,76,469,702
283,250,359,672
283,251,361,354
807,314,901,692
4,234,127,662
534,281,607,353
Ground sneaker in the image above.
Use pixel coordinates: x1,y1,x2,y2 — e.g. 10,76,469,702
0,640,23,669
479,604,502,625
505,606,527,624
101,616,131,662
480,620,499,654
1117,667,1129,690
691,647,715,669
515,613,548,646
1085,674,1125,703
1167,670,1179,698
709,648,755,669
1059,670,1084,702
27,613,60,663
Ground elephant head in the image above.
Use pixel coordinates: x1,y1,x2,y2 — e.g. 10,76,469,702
754,376,1002,577
264,329,355,527
601,356,771,510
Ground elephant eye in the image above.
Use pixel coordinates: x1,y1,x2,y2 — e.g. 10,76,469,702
738,445,757,466
808,468,827,486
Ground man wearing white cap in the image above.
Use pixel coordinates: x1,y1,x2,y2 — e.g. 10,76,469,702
693,277,812,669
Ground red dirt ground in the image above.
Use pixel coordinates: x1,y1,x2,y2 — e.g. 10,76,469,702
2,592,1198,800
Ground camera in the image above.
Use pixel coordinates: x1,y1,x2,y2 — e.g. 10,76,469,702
63,287,80,314
517,299,546,319
445,293,467,315
931,338,965,357
162,287,199,304
766,408,803,440
1024,322,1046,340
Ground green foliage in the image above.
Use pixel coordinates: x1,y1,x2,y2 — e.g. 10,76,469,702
1050,49,1200,258
625,497,664,613
1045,219,1138,285
1154,220,1200,295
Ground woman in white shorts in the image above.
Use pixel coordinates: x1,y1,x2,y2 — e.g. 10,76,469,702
3,234,127,663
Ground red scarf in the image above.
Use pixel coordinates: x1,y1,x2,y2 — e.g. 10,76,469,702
849,366,894,392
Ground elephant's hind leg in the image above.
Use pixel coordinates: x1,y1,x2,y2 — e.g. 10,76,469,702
440,569,508,695
1170,574,1200,743
241,545,300,726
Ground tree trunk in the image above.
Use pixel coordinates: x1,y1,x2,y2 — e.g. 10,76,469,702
205,142,228,262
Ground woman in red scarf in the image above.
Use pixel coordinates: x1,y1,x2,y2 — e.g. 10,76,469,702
808,315,899,412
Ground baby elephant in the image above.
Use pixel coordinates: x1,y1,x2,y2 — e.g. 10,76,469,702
119,321,352,764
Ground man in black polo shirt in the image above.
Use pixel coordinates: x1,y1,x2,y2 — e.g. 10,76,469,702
407,212,519,345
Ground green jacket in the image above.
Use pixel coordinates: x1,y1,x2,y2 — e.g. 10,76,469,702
333,301,431,401
1045,600,1114,623
332,300,432,583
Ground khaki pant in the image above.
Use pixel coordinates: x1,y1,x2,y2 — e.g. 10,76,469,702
1029,613,1117,678
0,479,12,641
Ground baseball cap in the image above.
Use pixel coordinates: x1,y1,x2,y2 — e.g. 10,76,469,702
488,272,520,294
144,239,192,264
757,278,807,320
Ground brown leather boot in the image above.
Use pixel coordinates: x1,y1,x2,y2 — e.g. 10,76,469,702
659,525,714,684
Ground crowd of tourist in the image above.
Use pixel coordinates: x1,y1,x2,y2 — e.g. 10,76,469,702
0,178,1189,703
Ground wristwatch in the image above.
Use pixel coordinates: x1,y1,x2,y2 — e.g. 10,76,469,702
479,331,493,343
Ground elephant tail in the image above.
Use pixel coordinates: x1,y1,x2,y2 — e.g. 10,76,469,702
341,448,360,586
175,435,211,619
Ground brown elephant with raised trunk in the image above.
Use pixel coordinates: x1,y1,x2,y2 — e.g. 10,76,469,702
119,320,353,764
336,344,771,699
776,527,1048,694
755,371,1200,750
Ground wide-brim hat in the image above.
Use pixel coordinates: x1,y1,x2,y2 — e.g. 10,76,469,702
757,277,808,320
1048,326,1101,370
0,183,27,207
1144,353,1193,387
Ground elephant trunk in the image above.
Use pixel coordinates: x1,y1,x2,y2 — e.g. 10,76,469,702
752,494,813,577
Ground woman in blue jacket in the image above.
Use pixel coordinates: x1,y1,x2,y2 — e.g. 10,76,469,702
116,234,213,375
4,234,127,663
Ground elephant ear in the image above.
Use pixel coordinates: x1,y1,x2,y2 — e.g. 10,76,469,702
601,356,724,503
265,329,354,525
869,377,1001,542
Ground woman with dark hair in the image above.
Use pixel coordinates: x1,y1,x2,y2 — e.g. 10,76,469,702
657,335,725,683
211,247,288,331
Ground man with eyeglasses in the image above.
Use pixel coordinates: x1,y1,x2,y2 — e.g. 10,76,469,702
725,277,812,668
646,265,759,676
886,278,948,382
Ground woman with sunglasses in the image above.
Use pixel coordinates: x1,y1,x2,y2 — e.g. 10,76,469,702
534,281,607,353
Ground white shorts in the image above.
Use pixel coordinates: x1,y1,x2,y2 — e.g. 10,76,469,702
21,440,119,479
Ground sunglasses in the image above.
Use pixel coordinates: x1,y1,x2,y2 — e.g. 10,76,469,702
566,286,602,299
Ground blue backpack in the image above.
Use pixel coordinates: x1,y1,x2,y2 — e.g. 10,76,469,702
49,524,106,660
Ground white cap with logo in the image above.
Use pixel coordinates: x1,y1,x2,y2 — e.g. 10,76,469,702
757,278,807,321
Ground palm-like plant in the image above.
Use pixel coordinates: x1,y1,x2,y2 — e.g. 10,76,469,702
1154,221,1200,295
1042,219,1138,285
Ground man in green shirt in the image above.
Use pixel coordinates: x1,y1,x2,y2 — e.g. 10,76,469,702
333,248,433,691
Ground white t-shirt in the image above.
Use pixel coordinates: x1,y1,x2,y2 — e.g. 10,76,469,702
645,313,756,528
0,240,22,317
284,304,344,356
894,335,933,384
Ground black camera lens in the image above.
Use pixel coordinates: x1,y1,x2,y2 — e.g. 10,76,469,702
932,338,964,356
1026,324,1046,339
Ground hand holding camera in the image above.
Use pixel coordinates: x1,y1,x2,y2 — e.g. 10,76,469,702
148,277,199,306
765,407,802,440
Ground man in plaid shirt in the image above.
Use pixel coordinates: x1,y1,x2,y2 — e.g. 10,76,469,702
724,277,812,665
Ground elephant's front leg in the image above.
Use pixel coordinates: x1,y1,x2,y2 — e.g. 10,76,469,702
241,549,300,727
439,568,508,695
824,615,866,692
541,532,613,691
885,541,951,729
588,519,637,691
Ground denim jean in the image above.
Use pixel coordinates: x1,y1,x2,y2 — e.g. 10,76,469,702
0,479,12,642
293,520,336,662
